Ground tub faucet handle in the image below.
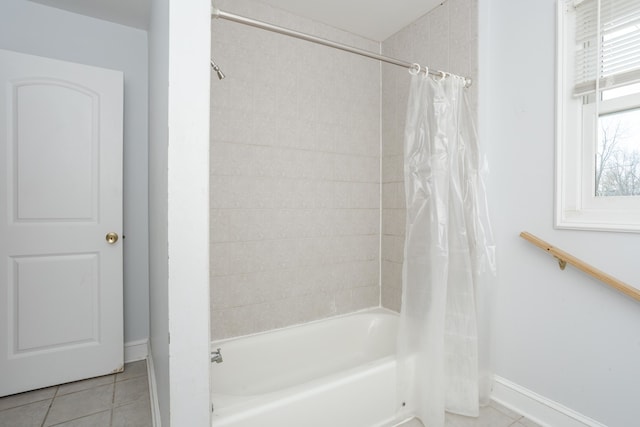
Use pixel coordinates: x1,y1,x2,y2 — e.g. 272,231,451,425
211,347,223,364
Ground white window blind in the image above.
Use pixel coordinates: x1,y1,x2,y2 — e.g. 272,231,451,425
573,0,640,96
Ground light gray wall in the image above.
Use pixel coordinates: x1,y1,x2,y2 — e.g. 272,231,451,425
0,0,150,344
210,0,381,339
148,0,212,424
480,1,640,425
147,0,170,422
165,0,212,423
380,0,479,311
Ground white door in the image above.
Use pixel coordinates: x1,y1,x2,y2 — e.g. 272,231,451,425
0,49,123,397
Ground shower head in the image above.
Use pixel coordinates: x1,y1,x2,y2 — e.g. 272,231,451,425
210,59,226,80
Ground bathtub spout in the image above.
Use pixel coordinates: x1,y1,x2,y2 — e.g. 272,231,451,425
211,348,223,364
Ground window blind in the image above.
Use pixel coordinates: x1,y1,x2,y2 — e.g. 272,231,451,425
573,0,640,96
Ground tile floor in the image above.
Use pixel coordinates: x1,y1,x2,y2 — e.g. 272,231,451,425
397,400,542,427
1,363,539,427
0,360,152,427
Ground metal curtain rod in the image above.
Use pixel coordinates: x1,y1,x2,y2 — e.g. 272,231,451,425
211,7,471,86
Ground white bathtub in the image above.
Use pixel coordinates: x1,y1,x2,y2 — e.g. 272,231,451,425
211,308,400,427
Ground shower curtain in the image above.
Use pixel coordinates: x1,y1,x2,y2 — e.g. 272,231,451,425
396,72,495,427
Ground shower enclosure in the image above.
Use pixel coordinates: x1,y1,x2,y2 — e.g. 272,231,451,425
210,0,482,425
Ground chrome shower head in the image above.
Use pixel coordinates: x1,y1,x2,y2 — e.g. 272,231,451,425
210,59,226,80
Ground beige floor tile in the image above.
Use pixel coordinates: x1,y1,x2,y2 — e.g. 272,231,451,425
0,386,57,411
489,400,523,420
1,360,151,427
48,410,111,427
112,398,152,427
0,400,50,427
392,400,531,427
116,361,147,382
44,384,114,427
57,375,116,396
445,405,516,427
518,417,543,427
114,376,149,406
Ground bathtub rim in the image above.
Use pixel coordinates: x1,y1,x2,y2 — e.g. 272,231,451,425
210,305,399,350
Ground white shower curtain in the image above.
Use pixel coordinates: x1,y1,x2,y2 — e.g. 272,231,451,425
396,72,495,427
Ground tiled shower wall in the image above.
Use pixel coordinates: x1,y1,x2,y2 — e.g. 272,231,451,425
210,0,479,338
210,0,381,340
380,0,479,311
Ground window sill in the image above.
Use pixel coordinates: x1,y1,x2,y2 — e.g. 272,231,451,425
555,208,640,233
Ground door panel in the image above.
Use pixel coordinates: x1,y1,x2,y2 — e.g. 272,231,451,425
13,81,97,221
0,49,123,396
12,254,98,352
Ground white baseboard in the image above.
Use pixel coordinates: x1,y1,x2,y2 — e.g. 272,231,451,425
146,341,162,427
491,376,607,427
124,339,149,363
124,339,160,426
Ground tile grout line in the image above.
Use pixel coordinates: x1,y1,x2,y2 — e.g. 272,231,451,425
110,375,117,427
49,379,117,427
1,362,151,427
508,415,526,426
47,410,111,427
40,386,59,427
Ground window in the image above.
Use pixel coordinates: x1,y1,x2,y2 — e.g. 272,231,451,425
556,0,640,232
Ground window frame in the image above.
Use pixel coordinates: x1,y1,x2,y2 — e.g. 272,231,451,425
555,0,640,233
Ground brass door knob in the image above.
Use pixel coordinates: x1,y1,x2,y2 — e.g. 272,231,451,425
106,232,119,244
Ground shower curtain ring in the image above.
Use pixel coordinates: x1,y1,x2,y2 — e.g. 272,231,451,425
409,63,421,75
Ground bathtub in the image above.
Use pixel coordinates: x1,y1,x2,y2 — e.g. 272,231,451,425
211,308,400,427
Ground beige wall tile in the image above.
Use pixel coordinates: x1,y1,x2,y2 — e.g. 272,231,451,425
211,0,478,336
382,154,403,183
381,260,403,312
382,235,405,264
211,0,381,334
382,208,406,237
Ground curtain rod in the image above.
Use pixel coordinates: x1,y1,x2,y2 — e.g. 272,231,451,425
211,7,471,87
